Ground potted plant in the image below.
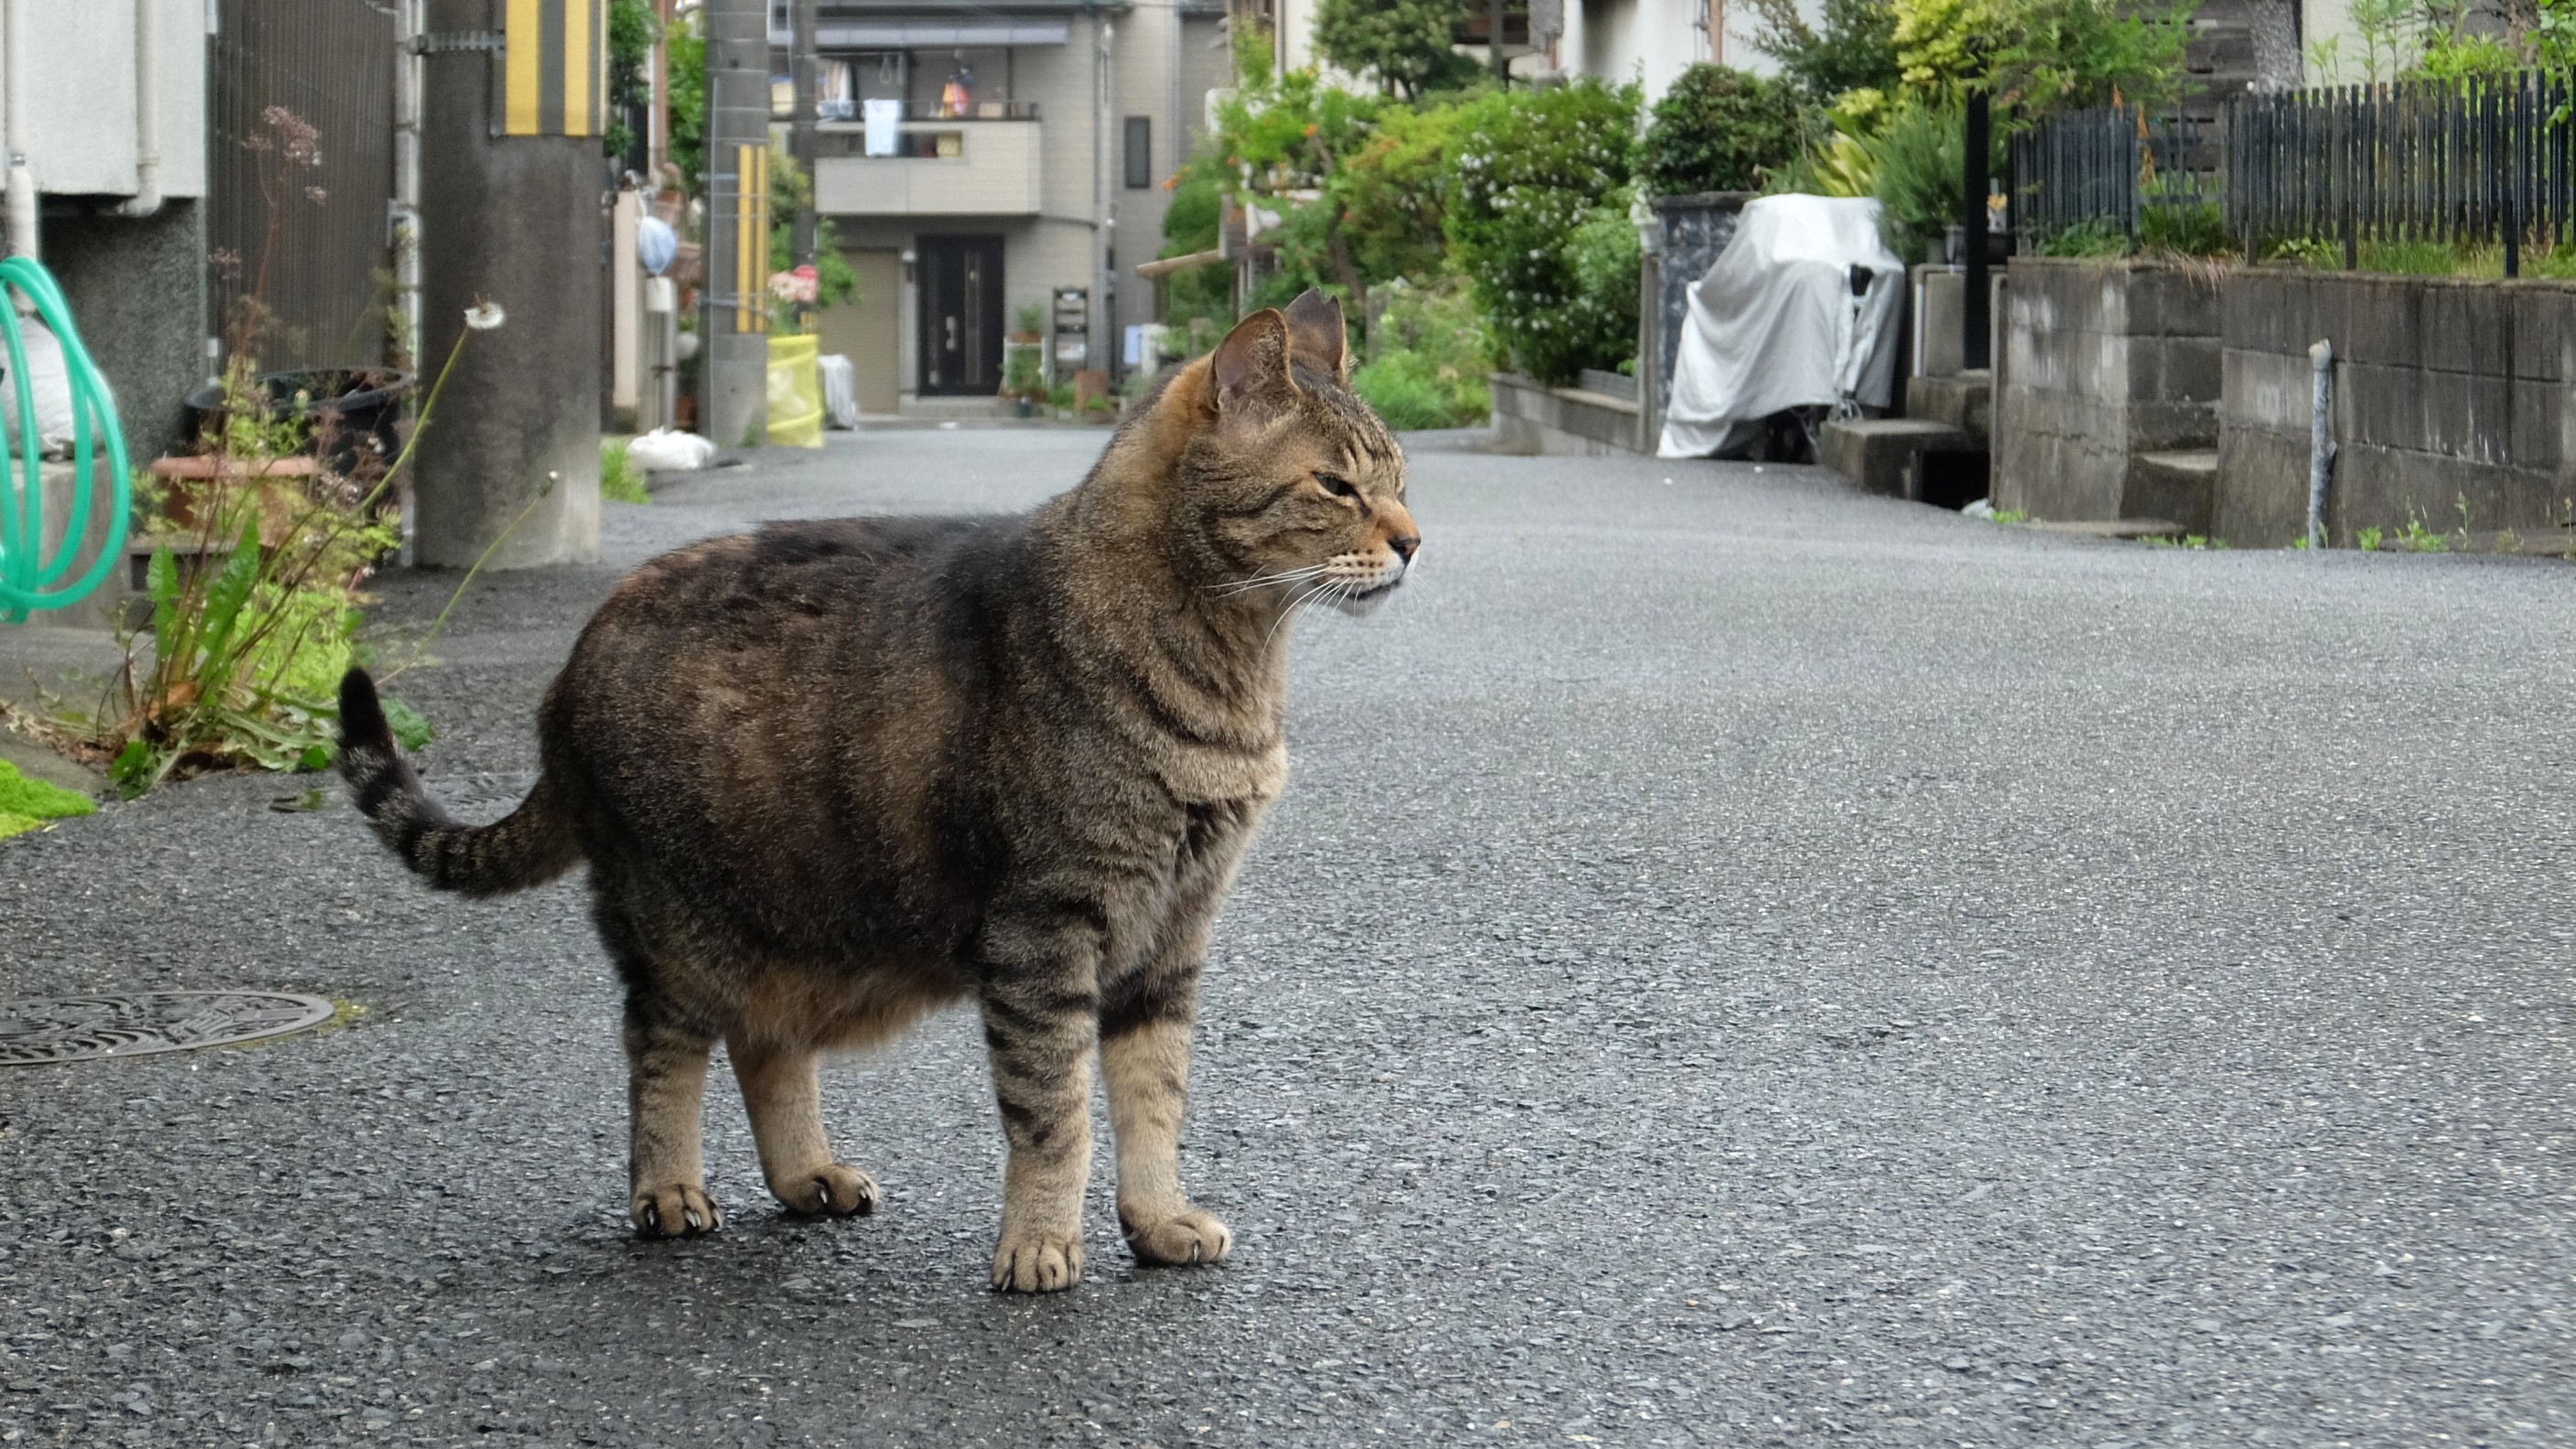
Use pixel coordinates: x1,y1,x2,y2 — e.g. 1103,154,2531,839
999,303,1046,418
1002,337,1046,420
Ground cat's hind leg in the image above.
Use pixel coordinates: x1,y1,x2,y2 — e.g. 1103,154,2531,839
601,894,724,1238
730,1036,878,1217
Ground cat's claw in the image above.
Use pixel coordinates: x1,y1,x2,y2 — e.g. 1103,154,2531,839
773,1163,878,1218
991,1229,1084,1292
631,1182,723,1238
1121,1207,1232,1267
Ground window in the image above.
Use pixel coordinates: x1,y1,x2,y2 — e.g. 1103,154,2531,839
1124,116,1153,189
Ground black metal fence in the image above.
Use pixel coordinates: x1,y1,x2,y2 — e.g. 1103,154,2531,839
2228,72,2576,268
2012,70,2576,274
209,0,398,371
2012,104,2217,242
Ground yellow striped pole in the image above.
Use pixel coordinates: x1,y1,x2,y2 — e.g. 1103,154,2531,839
501,0,605,137
734,143,768,333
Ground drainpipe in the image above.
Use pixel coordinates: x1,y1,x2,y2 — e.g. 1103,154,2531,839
391,0,423,367
113,0,165,217
2306,338,2335,550
1097,13,1113,381
4,0,38,259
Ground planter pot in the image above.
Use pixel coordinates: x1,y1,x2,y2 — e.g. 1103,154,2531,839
184,368,413,477
147,455,323,546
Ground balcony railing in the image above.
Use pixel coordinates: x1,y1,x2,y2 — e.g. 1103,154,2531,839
789,98,1039,123
812,118,1042,214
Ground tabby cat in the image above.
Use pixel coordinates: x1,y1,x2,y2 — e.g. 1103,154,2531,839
337,293,1419,1292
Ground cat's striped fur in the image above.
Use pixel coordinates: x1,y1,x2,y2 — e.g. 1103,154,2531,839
337,294,1418,1291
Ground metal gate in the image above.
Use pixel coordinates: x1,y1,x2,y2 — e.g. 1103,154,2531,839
208,0,398,371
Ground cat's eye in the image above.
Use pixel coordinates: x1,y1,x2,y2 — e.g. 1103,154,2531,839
1314,473,1358,499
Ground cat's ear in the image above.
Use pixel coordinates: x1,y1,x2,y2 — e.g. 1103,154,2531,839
1283,288,1347,385
1209,308,1297,424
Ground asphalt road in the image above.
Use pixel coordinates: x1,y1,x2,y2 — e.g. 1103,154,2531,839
3,425,2572,1448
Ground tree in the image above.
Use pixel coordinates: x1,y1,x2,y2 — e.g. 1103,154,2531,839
1637,64,1807,196
1314,0,1477,98
1745,0,1904,105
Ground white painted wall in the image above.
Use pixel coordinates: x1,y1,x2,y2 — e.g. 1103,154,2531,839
2299,0,2382,84
1269,0,1819,104
0,0,208,200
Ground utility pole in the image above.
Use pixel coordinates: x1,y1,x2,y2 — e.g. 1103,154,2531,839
791,0,818,274
413,0,601,569
1963,85,1991,372
1491,0,1508,82
702,0,769,447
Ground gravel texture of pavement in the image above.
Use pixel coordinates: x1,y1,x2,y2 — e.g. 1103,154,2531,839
2,425,2572,1448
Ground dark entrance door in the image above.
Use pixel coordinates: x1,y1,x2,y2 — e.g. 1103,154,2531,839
916,235,1004,396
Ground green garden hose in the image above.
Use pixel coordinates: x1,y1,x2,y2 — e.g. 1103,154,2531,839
0,256,129,622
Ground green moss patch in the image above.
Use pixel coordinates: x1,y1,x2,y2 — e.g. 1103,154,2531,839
0,759,97,840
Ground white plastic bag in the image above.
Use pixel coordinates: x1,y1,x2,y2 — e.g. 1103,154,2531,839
819,353,860,429
0,319,79,458
625,426,716,472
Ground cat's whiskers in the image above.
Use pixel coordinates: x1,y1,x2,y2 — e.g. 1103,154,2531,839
1208,564,1332,599
1260,576,1336,650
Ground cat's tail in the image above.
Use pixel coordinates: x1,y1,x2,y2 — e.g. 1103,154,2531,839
336,667,581,897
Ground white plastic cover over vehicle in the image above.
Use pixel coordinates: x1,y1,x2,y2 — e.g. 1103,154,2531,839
1657,194,1906,459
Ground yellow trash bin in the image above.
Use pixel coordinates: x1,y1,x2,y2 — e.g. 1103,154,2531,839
766,334,824,448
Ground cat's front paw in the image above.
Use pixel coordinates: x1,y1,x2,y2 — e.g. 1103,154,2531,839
630,1181,723,1238
991,1227,1084,1292
770,1163,878,1218
1121,1206,1231,1266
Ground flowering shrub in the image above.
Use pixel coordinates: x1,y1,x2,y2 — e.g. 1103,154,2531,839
1444,80,1638,386
1350,278,1493,429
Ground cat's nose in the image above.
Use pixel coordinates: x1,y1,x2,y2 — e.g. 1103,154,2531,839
1388,532,1420,563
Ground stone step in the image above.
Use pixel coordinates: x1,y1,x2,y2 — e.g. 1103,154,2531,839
2129,449,2218,537
1819,418,1970,498
1905,369,1992,445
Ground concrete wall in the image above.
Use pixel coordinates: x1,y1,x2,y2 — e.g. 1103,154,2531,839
44,202,209,467
1993,258,2222,528
0,0,208,202
2216,271,2576,547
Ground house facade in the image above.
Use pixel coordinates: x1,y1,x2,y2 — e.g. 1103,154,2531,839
2,0,214,466
778,0,1233,412
1261,0,1792,103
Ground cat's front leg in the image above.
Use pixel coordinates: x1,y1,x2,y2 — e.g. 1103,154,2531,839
977,907,1102,1293
1101,961,1230,1267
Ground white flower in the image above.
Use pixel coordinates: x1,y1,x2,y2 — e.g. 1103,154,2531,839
464,302,507,331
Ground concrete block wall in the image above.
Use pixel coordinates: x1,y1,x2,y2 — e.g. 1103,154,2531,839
1992,258,2222,528
2216,272,2576,546
1490,372,1643,456
1650,193,1752,415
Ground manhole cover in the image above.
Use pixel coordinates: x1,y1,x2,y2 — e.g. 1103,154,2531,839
0,992,338,1065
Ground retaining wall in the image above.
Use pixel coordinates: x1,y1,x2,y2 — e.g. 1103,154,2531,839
2216,272,2576,546
1490,371,1643,456
1993,258,2223,530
